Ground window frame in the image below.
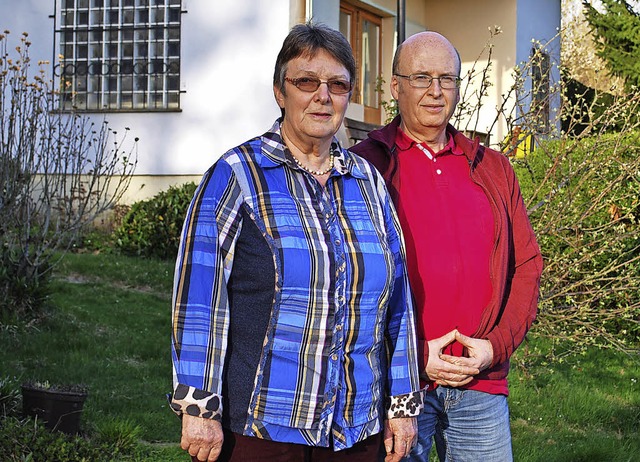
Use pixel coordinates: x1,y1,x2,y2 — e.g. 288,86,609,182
340,2,382,124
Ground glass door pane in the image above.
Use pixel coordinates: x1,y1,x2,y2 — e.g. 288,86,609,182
339,10,352,45
361,19,379,108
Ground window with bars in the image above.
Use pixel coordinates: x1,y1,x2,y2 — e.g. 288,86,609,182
57,0,182,112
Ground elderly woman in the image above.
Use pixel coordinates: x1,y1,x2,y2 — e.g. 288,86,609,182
170,23,422,462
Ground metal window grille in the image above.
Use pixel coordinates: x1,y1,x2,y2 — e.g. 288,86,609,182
56,0,182,111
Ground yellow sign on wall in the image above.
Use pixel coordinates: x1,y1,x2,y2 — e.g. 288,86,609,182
504,127,534,158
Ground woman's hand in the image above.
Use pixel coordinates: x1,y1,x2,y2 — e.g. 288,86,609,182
383,416,417,461
181,414,224,462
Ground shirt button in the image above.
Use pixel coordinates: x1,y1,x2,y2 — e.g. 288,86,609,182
334,239,341,246
436,169,442,175
336,324,343,331
331,354,338,361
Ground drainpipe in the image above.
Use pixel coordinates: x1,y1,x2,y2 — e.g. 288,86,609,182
397,0,406,43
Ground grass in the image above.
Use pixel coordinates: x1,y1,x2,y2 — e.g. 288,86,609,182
0,251,183,460
509,344,640,462
1,251,639,461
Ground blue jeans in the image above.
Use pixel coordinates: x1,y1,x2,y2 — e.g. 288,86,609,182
407,387,513,462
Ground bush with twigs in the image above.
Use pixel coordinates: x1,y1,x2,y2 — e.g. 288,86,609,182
0,31,138,321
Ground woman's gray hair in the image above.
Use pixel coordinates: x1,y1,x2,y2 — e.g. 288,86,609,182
273,22,356,95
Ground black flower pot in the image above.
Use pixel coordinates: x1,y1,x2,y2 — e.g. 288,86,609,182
21,383,88,435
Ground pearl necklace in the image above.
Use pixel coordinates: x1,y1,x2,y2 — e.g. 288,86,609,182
291,153,334,176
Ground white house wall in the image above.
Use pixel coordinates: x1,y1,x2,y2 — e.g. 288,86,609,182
1,0,291,189
170,0,289,174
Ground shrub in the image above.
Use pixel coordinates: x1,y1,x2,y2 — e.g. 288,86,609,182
514,127,640,357
561,75,619,136
0,31,137,321
114,182,197,260
0,416,108,462
94,417,143,456
0,244,53,322
0,376,21,418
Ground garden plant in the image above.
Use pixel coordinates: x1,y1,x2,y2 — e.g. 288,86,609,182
0,30,138,322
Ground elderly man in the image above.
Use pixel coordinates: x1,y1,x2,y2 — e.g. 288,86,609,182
350,31,542,461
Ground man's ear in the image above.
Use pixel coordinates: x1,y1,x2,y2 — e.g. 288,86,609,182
390,76,400,100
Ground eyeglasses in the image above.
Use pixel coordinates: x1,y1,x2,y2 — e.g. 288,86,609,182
285,76,352,95
394,73,461,89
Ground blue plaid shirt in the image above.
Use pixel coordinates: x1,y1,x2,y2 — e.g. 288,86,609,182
171,120,422,450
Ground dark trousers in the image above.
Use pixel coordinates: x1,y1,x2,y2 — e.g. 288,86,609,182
208,429,384,461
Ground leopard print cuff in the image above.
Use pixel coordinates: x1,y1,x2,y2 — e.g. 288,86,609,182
387,390,423,419
169,383,223,421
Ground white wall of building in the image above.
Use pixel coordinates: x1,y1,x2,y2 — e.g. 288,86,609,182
165,0,290,174
1,0,291,186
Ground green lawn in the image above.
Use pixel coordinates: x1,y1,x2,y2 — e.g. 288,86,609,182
509,345,639,461
0,252,638,461
0,252,183,459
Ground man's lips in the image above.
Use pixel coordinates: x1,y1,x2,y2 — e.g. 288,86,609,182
421,104,444,112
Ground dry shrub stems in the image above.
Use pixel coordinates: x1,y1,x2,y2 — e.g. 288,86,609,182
0,31,138,319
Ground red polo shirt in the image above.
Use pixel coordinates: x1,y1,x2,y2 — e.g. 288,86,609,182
394,128,507,395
